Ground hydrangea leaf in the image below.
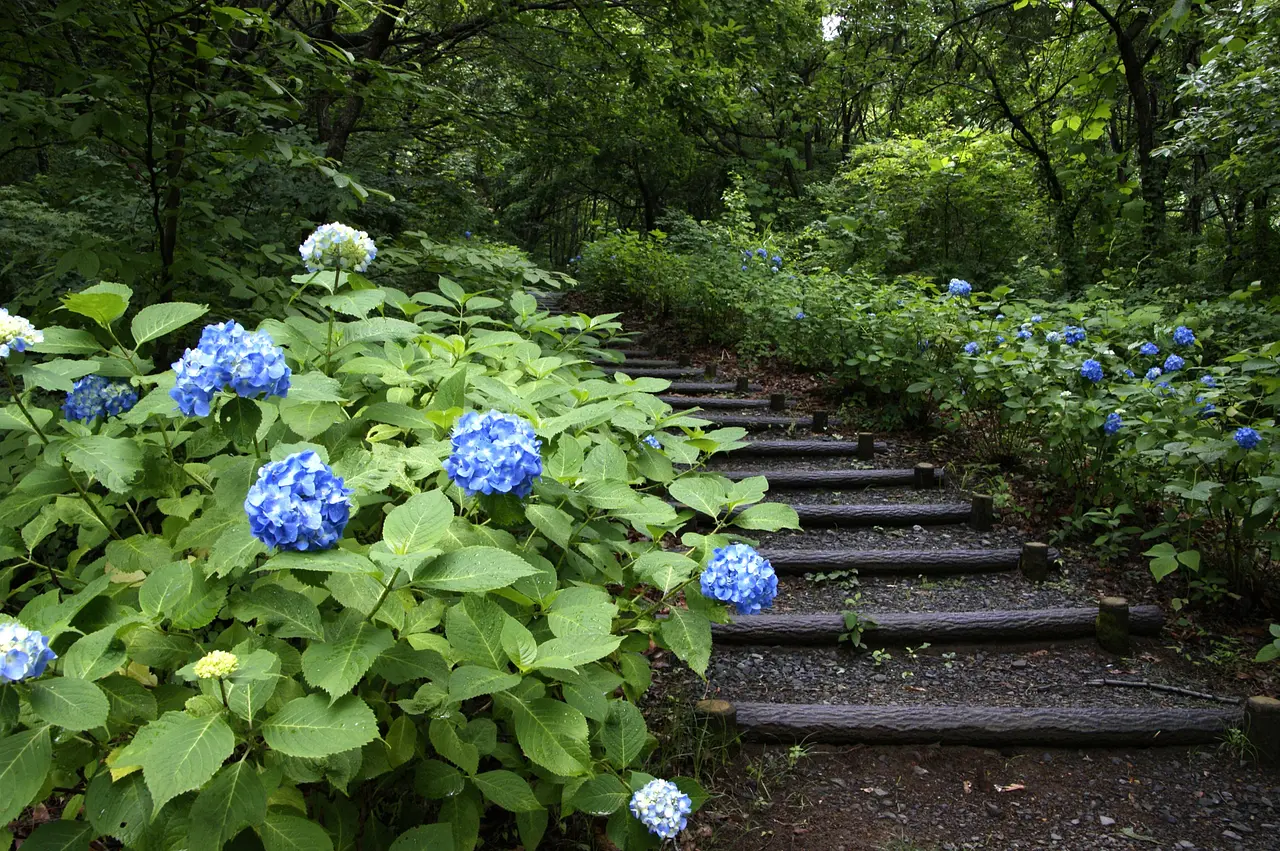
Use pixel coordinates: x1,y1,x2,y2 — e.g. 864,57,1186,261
258,549,377,576
187,759,268,851
506,696,590,777
384,490,453,555
279,399,344,440
136,711,235,817
525,504,574,548
62,435,143,493
428,718,479,775
62,623,129,681
730,502,801,531
224,650,281,726
261,694,378,759
445,595,507,669
0,727,52,825
86,771,152,844
11,820,95,850
389,824,454,851
532,635,622,670
419,546,539,592
601,699,648,769
130,303,209,347
61,283,130,328
256,812,334,851
448,666,522,702
667,476,727,518
571,774,630,815
301,617,395,701
472,770,541,812
632,551,697,593
658,606,711,676
228,585,324,641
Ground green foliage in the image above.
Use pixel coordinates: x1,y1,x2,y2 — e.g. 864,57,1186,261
0,243,804,848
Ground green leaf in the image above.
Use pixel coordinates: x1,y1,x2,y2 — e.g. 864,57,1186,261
62,435,143,493
533,635,622,670
62,624,129,680
137,711,235,816
526,504,575,548
320,289,385,319
13,821,94,851
207,523,268,578
86,771,151,844
61,282,131,328
285,372,346,403
419,546,538,591
218,397,262,447
261,694,379,758
258,548,377,575
501,617,538,670
601,700,648,769
0,727,52,825
509,697,591,777
473,770,541,812
131,302,209,346
29,677,109,731
384,490,454,554
659,606,712,676
668,476,726,518
106,535,174,575
32,326,101,355
258,812,334,851
732,502,800,531
139,561,194,619
225,650,281,726
188,759,268,851
429,718,479,775
302,618,395,700
449,665,522,702
280,399,344,440
445,595,507,669
571,774,631,815
389,824,454,851
632,551,697,592
229,584,324,640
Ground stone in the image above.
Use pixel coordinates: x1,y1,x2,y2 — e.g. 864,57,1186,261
1098,816,1115,826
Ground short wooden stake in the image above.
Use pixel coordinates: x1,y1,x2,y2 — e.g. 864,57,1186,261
856,432,875,460
735,377,750,393
693,699,739,749
1019,542,1051,582
654,341,671,356
913,462,935,489
970,494,994,531
678,353,692,367
812,411,830,431
1245,696,1280,764
704,363,718,380
769,393,786,412
1096,596,1130,655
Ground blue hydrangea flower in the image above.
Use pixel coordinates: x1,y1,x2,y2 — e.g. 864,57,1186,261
755,248,767,258
643,434,662,449
63,375,138,423
1156,381,1175,397
630,778,691,840
948,279,972,297
1124,369,1135,378
299,222,377,273
1173,326,1196,347
995,335,1006,344
1201,375,1216,388
794,311,806,320
1063,326,1086,345
1045,331,1063,345
1103,413,1123,435
1145,367,1162,381
770,255,782,266
171,322,291,417
464,231,472,239
443,410,543,499
700,543,777,615
741,265,748,272
963,342,980,355
918,340,932,351
244,451,352,551
0,309,43,359
1139,342,1159,356
1031,315,1043,323
1080,359,1103,382
1196,396,1217,418
1016,329,1032,341
996,313,1005,320
1163,354,1185,372
1235,427,1262,450
0,621,57,683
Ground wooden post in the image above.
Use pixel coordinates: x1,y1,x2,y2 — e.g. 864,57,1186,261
1245,696,1280,764
1019,542,1051,582
856,432,875,460
694,699,739,750
769,393,786,412
1096,597,1130,655
970,494,994,531
735,377,750,393
704,363,718,380
913,462,935,489
812,411,830,431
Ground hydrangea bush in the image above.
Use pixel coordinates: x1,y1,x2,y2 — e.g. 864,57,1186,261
0,244,799,848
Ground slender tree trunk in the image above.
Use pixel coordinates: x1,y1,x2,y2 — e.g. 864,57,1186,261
324,0,405,162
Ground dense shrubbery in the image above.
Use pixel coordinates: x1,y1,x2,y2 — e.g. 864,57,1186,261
578,222,1280,607
0,230,799,849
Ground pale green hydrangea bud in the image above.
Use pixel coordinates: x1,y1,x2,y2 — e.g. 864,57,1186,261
193,650,239,679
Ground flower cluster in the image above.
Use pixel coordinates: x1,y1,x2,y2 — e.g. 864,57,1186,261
0,309,42,358
1163,354,1185,373
1046,331,1063,345
630,778,692,840
171,321,291,417
1196,396,1217,418
245,451,352,551
643,434,662,450
193,650,240,679
1063,326,1086,345
700,543,778,615
1201,375,1217,388
443,411,543,499
1235,427,1262,450
1080,359,1103,383
1173,325,1196,347
299,222,377,273
1,622,56,683
948,278,972,297
1145,367,1162,381
1139,342,1159,356
1103,412,1123,435
742,248,782,273
963,341,980,355
794,310,806,320
1016,329,1032,341
63,375,138,422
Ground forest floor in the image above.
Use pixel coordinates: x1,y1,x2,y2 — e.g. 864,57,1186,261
566,291,1280,851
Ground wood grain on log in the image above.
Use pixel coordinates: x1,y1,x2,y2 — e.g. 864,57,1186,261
710,606,1165,646
731,703,1241,746
593,358,679,368
758,548,1035,575
659,396,773,409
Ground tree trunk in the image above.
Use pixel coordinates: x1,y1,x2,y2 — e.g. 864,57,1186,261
323,0,405,162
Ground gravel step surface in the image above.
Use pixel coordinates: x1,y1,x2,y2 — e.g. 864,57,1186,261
756,519,1029,551
760,484,968,506
770,571,1102,615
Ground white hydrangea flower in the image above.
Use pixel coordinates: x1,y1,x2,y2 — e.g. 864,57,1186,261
299,222,377,273
0,309,43,358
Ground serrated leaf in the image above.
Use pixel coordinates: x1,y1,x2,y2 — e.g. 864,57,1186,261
131,302,209,346
533,635,622,670
229,585,324,640
449,666,522,702
207,523,267,578
445,595,507,669
13,820,95,851
389,824,453,851
508,697,590,777
225,650,281,726
731,502,801,531
668,476,726,518
571,774,630,815
258,548,377,575
86,771,151,844
137,711,235,817
279,399,343,440
601,700,648,769
29,678,109,731
63,624,130,680
384,490,453,555
632,550,697,592
261,694,378,758
429,718,478,775
418,545,538,591
257,812,334,851
61,283,130,327
0,727,52,825
473,770,541,812
62,435,143,493
188,759,268,851
526,504,574,548
302,619,395,700
659,606,712,675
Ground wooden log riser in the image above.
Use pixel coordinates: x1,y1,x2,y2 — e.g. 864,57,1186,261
759,504,977,528
729,703,1242,747
593,359,681,368
665,382,765,394
716,469,945,488
600,368,703,378
660,397,774,410
759,548,1055,575
710,607,1164,646
694,415,834,429
725,440,889,456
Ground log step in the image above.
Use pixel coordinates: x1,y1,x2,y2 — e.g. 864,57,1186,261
720,468,942,488
666,382,765,394
593,358,680,368
600,367,703,379
610,348,654,359
725,439,888,456
693,413,840,429
710,606,1164,646
759,547,1041,575
740,503,976,528
660,396,775,410
723,702,1241,747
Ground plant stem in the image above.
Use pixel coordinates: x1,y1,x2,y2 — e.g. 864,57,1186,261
2,363,49,445
368,567,402,622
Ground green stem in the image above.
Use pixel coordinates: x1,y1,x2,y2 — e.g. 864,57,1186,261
368,567,402,622
217,678,229,711
324,268,343,375
157,422,213,492
66,466,124,541
2,363,49,445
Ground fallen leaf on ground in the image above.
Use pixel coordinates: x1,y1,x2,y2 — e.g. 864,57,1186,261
995,783,1025,793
